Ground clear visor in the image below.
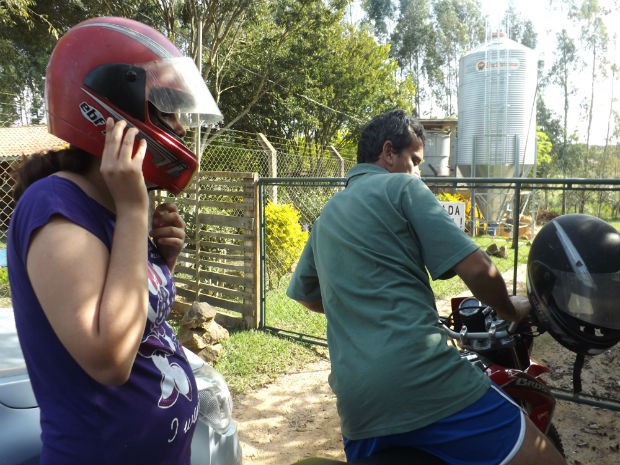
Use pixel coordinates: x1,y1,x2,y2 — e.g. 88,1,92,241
142,57,223,127
551,269,620,329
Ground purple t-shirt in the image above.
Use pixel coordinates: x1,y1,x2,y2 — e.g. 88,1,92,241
7,176,198,465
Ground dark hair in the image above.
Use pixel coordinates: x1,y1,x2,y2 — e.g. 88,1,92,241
11,146,95,201
357,109,426,163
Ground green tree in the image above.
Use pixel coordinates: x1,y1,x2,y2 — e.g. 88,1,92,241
536,98,563,159
536,127,553,172
0,0,155,126
0,0,32,24
500,3,537,49
548,29,580,176
360,0,395,40
219,4,413,168
0,0,408,156
431,0,485,116
571,0,609,155
532,125,554,210
390,0,442,116
359,0,486,117
535,97,568,209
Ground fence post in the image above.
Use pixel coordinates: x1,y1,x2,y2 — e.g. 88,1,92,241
328,145,345,177
257,133,277,202
191,173,201,300
252,178,261,328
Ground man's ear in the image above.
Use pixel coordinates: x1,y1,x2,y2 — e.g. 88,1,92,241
379,140,393,167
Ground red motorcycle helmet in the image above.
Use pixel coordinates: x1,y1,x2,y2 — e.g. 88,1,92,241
527,214,620,355
45,16,222,194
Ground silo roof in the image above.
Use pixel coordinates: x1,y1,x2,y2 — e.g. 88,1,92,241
466,33,536,56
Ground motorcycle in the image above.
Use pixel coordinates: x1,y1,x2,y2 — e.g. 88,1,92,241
292,296,564,465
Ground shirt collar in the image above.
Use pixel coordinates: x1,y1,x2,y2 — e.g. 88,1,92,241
345,163,389,186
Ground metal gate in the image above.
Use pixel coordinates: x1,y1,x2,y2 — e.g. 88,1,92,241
258,177,345,346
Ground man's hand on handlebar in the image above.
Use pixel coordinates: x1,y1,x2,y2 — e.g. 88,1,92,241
509,295,532,322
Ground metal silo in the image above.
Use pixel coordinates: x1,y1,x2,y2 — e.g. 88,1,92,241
456,32,538,223
421,130,451,177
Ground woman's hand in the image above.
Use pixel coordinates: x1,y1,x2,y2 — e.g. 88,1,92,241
100,118,148,212
151,203,186,270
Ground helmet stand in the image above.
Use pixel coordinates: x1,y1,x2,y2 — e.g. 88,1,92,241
571,353,585,394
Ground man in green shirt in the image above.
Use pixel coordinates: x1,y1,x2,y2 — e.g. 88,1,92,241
287,110,566,465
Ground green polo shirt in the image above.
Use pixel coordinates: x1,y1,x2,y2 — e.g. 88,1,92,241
287,163,491,440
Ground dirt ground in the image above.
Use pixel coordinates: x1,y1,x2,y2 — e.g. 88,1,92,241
233,268,620,465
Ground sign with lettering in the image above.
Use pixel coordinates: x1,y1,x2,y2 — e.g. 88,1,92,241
439,201,466,230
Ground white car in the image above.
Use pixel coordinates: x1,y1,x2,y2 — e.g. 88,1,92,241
0,307,242,465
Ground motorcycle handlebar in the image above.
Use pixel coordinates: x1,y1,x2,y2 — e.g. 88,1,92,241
442,298,532,347
437,321,512,342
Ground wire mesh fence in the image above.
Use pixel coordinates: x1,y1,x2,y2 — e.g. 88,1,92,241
197,129,355,177
0,157,16,306
0,162,14,235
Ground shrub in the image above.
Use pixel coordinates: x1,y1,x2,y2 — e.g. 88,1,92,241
264,201,309,289
0,267,9,297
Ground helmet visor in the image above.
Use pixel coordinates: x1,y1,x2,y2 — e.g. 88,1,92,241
143,57,223,127
552,269,620,330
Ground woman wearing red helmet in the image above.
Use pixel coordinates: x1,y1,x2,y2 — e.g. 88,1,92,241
7,17,222,465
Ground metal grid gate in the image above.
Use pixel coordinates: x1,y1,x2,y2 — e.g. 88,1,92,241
258,177,345,346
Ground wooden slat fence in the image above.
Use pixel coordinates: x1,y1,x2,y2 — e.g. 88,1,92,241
153,171,259,329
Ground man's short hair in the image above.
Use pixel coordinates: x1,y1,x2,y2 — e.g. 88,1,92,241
357,109,426,163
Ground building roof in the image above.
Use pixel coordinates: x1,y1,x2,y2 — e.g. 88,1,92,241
0,126,67,160
419,118,458,132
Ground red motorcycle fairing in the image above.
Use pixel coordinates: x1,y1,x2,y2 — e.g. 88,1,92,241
487,365,556,432
525,358,551,378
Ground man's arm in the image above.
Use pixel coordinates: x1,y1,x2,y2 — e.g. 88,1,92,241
452,249,530,323
296,299,324,314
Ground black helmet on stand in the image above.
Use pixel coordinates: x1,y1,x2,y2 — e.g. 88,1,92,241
527,214,620,356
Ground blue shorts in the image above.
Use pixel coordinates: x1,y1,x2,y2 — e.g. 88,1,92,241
343,384,525,465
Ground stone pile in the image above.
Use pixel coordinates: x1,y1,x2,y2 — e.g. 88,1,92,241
176,301,230,363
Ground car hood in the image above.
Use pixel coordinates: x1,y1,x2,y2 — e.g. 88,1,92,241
0,307,37,408
0,308,27,376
